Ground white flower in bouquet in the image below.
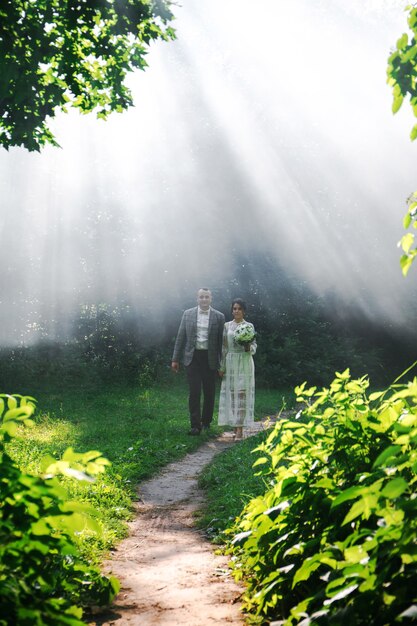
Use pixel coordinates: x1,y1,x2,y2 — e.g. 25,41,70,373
234,322,256,346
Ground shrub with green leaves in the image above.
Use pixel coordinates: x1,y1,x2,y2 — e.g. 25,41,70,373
0,394,119,626
227,369,417,625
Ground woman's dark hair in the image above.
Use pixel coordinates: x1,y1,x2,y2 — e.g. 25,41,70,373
231,298,247,315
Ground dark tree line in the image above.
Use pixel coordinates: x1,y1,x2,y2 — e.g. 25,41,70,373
1,255,415,393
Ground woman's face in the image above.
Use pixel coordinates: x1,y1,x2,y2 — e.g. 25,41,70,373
232,303,244,321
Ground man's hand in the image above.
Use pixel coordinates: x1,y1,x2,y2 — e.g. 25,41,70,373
218,370,224,377
171,361,180,373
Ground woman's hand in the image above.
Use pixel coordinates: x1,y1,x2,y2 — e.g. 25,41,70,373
218,370,225,377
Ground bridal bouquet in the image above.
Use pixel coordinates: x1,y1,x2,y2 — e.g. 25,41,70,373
234,322,256,346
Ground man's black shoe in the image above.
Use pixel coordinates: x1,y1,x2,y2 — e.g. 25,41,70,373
202,424,210,431
188,427,201,435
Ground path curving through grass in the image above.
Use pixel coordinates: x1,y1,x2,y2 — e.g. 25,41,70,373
92,437,246,626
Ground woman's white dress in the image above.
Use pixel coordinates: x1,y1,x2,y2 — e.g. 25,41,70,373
218,320,256,427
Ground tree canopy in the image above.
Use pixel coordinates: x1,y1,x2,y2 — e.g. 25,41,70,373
387,5,417,275
388,5,417,141
0,0,175,151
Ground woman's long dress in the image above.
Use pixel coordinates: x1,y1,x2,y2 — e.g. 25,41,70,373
218,320,256,427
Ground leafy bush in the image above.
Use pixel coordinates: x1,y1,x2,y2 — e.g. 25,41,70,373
0,394,119,625
0,339,170,393
254,324,380,389
227,369,417,625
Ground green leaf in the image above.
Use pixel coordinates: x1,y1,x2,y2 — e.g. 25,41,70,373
400,411,417,426
344,544,368,564
369,391,385,402
411,123,417,141
381,477,408,499
404,212,412,229
253,457,268,467
400,254,414,276
359,574,377,592
62,447,77,461
292,556,322,586
324,583,358,606
40,454,59,473
381,507,404,525
401,232,415,253
2,421,18,437
7,395,17,410
2,406,33,422
342,499,365,525
373,445,402,468
83,450,106,462
332,485,364,508
393,93,404,113
109,575,121,595
312,477,334,489
31,518,53,535
336,368,350,380
397,33,409,50
384,592,396,606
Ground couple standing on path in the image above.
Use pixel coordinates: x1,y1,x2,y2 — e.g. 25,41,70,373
171,288,257,439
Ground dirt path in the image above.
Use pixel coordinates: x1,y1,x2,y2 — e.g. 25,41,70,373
91,434,251,626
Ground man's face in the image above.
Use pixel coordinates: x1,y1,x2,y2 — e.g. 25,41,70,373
197,289,212,310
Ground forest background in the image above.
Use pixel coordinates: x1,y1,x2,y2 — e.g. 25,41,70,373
1,259,415,395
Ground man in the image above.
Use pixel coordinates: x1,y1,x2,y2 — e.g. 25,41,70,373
171,288,225,435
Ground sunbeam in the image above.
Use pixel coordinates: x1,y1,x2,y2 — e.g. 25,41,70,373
0,0,415,344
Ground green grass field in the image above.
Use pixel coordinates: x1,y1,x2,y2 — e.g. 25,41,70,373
5,373,295,563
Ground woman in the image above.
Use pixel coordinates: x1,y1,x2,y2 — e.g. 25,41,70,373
218,298,257,439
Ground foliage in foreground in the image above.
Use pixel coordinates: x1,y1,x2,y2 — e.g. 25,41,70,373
6,377,232,565
227,369,417,625
0,0,175,151
0,394,119,626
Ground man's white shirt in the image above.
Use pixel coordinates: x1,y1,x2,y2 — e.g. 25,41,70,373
196,306,211,349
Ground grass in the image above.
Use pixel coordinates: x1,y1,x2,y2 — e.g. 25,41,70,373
5,373,295,563
197,430,270,541
196,389,296,541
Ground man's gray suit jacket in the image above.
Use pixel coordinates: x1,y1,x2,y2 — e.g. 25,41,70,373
172,307,225,370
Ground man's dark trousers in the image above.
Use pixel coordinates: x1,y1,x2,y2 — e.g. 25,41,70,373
186,350,216,430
